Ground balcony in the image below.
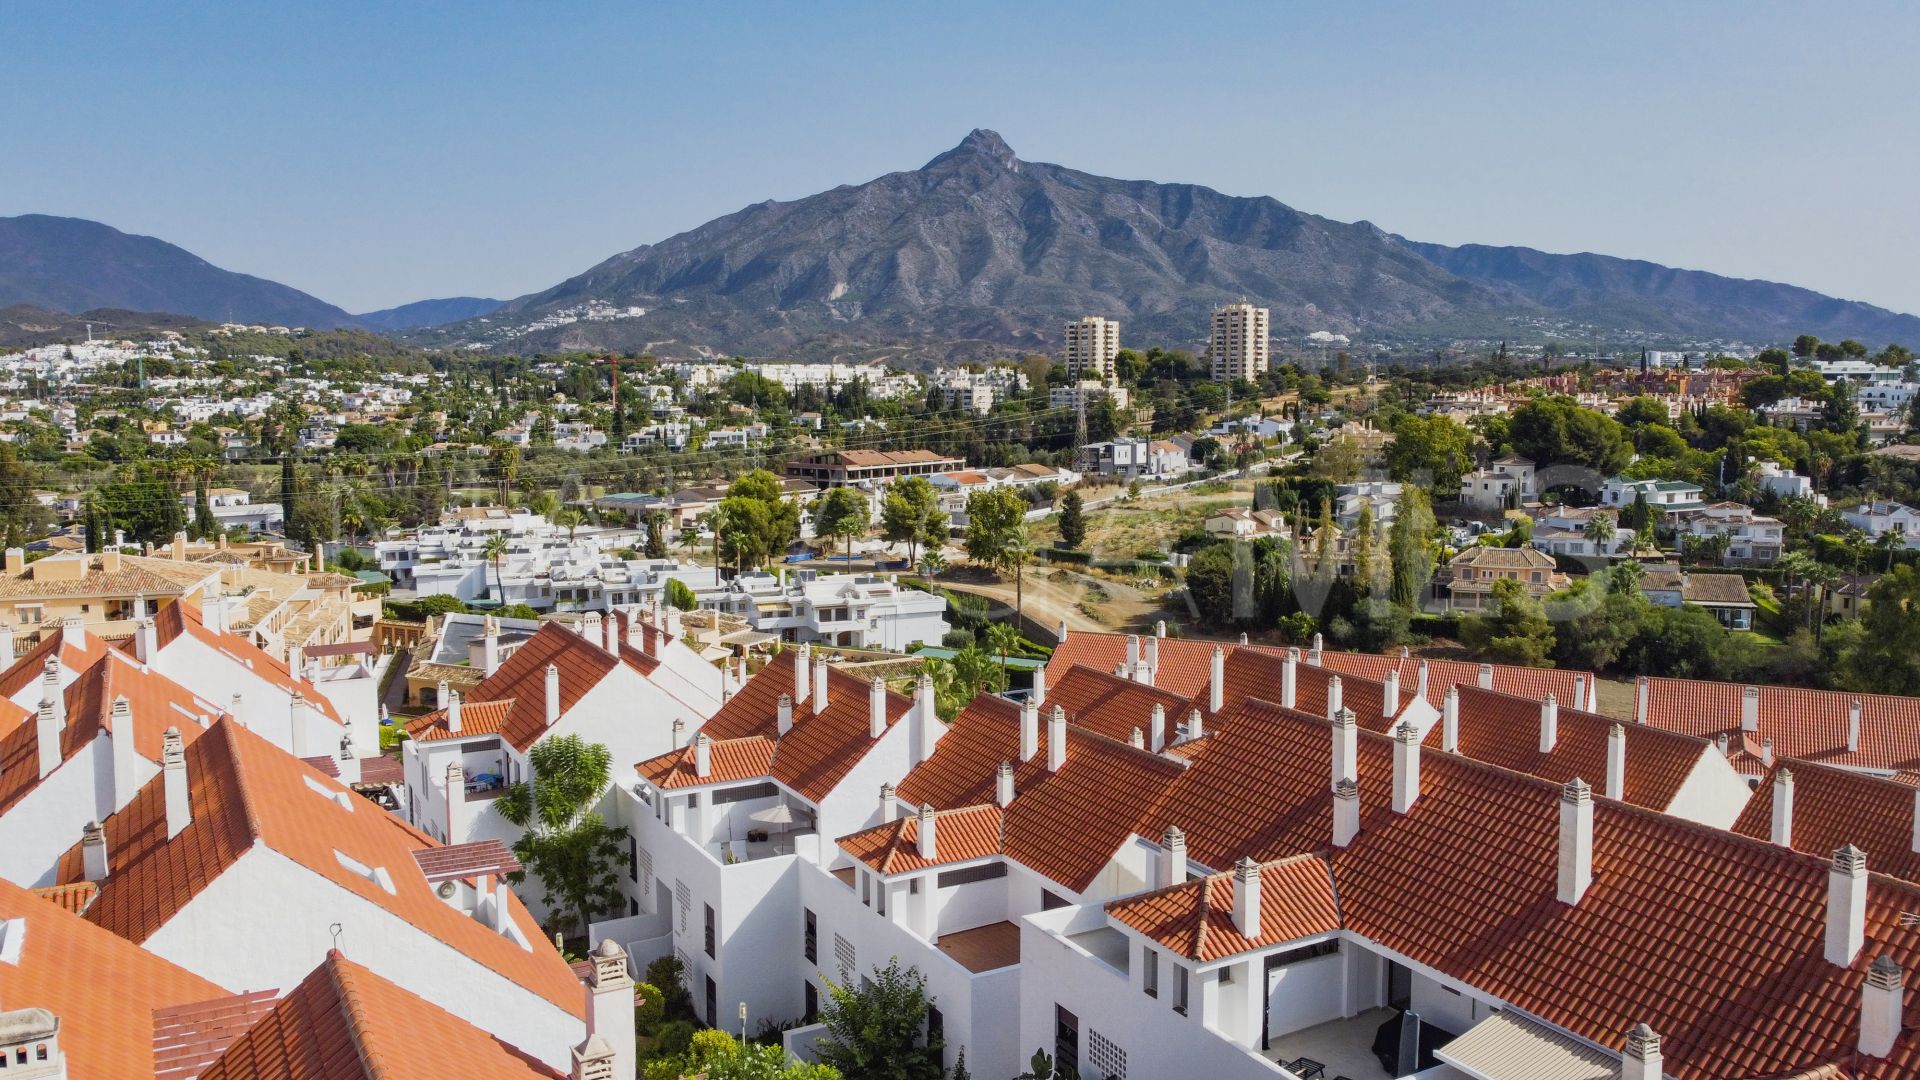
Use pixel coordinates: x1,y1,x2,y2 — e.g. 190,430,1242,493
711,830,819,865
933,920,1021,974
1262,1008,1401,1079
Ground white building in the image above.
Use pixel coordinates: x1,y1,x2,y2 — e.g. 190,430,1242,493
1600,476,1704,514
1064,316,1121,381
178,487,284,533
1457,456,1536,512
1078,438,1190,482
1841,500,1920,550
1753,460,1824,506
1209,304,1270,383
1675,503,1786,565
704,569,950,651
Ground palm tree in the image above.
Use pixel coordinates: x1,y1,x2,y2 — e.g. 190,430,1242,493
1805,561,1842,643
483,533,509,604
983,622,1021,684
920,550,947,579
554,508,585,544
1776,550,1817,628
1877,529,1901,572
1583,511,1616,555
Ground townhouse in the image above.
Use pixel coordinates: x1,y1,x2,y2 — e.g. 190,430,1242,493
704,569,951,650
1632,675,1920,777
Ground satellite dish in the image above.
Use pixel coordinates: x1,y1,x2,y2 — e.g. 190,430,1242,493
437,880,457,900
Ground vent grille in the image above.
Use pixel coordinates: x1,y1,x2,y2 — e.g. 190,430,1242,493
1088,1029,1126,1080
833,932,856,977
675,879,690,934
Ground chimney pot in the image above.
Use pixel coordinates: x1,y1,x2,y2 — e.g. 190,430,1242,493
1231,857,1262,939
1056,619,1067,643
1772,768,1795,847
1382,669,1400,717
1848,700,1863,753
794,643,812,709
1208,646,1225,714
544,663,561,726
1186,708,1205,744
36,698,61,779
162,726,190,838
1441,686,1460,752
1154,620,1165,638
692,733,712,778
1605,723,1626,801
1741,686,1760,732
1477,662,1493,690
1046,705,1067,772
1327,675,1343,721
671,718,686,749
1159,826,1187,888
1282,648,1298,709
813,656,831,715
1621,1024,1662,1080
1862,954,1905,1058
996,761,1014,808
916,804,937,860
777,693,794,737
879,783,897,822
1416,660,1429,702
1149,703,1166,753
1558,778,1593,905
869,676,888,740
1031,666,1046,708
583,937,638,1080
1827,844,1868,966
1391,721,1421,813
1332,778,1360,848
446,691,462,734
1332,707,1357,786
1019,697,1039,762
1125,634,1140,670
1129,726,1143,749
81,820,108,882
1761,736,1774,767
1310,633,1323,664
1143,636,1159,685
1635,676,1650,724
1539,693,1559,753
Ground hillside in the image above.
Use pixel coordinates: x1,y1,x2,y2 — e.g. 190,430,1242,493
0,304,212,350
358,296,504,331
0,214,360,329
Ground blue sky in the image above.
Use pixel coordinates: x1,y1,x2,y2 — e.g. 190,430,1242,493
5,1,1917,315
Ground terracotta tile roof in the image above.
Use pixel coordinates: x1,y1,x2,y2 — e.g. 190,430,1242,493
1641,676,1920,772
894,693,1185,893
1684,572,1757,606
451,622,619,751
29,880,98,915
0,551,214,598
636,735,778,790
403,698,518,742
698,650,914,802
1449,545,1558,570
355,755,404,786
0,648,215,816
197,950,564,1080
299,754,341,777
0,623,107,702
54,717,584,1019
1044,663,1195,745
1333,748,1920,1079
1106,854,1340,963
1205,648,1390,731
1445,685,1709,811
1734,759,1920,884
153,600,344,724
838,805,1005,875
0,875,225,1078
1045,633,1219,700
1299,647,1590,711
153,989,282,1080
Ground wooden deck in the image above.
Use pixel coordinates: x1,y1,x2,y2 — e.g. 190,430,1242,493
934,920,1021,973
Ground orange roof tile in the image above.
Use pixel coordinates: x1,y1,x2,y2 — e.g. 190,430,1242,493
1045,633,1219,700
1734,759,1920,884
637,735,778,790
699,650,915,802
54,717,584,1019
0,875,225,1078
153,601,343,724
152,989,282,1080
1203,648,1390,731
838,805,1005,875
1445,684,1710,811
1642,675,1920,772
454,623,619,751
0,623,107,701
197,950,563,1080
1106,854,1340,963
28,880,97,915
1044,664,1195,746
403,698,518,742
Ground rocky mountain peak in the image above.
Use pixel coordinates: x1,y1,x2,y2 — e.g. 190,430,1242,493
923,128,1019,172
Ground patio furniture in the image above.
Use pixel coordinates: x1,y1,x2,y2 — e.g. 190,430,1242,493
1281,1058,1325,1079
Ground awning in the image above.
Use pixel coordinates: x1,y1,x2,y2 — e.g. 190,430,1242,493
1435,1011,1616,1080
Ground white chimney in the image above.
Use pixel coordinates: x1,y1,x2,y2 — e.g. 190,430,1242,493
1539,694,1559,753
1416,660,1429,703
1208,646,1226,714
1827,844,1868,967
1441,686,1460,752
813,656,831,715
1186,707,1205,743
287,645,306,680
1125,634,1140,671
0,621,12,663
794,643,812,709
870,676,888,740
1912,788,1920,855
581,611,602,645
1741,686,1760,732
583,938,638,1080
36,699,61,779
1282,648,1298,708
42,660,63,726
162,727,190,838
1154,620,1166,639
917,804,937,860
133,617,157,664
915,673,938,760
447,692,463,734
1477,663,1493,690
1391,721,1421,814
670,719,686,749
1144,635,1159,684
1231,858,1262,938
289,692,310,758
604,612,621,655
1332,778,1360,848
1620,1025,1662,1080
482,616,501,675
1032,666,1046,708
545,663,561,726
1020,697,1039,762
879,783,897,822
445,761,466,840
1771,768,1794,847
1848,700,1863,753
1332,707,1357,786
1571,675,1586,715
1761,737,1774,767
1861,955,1905,1059
1056,619,1067,643
110,696,138,812
1310,633,1323,665
693,733,712,778
1382,669,1400,718
1558,778,1593,905
1047,705,1067,772
81,820,108,882
996,761,1015,808
1149,704,1166,753
435,679,449,713
1129,727,1144,749
1635,676,1650,724
1605,723,1626,802
1159,825,1187,887
777,693,794,737
1327,675,1343,721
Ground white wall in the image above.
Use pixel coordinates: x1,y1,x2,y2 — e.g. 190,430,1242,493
1265,949,1346,1039
0,741,134,887
1664,751,1754,830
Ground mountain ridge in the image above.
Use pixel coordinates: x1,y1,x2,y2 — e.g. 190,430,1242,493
358,296,503,331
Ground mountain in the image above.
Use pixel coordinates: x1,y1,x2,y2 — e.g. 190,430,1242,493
0,304,212,350
358,296,504,331
0,214,360,330
1395,239,1920,347
427,129,1920,358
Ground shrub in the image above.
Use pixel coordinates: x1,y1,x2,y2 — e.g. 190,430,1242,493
647,1020,695,1060
634,982,665,1033
644,955,694,1020
941,628,976,649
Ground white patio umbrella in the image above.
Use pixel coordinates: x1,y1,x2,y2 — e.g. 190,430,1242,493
749,803,799,826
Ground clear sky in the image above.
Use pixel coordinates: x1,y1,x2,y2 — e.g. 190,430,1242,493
6,1,1918,315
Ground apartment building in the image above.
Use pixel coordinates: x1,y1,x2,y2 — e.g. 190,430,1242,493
1209,304,1270,383
1063,316,1121,381
703,569,950,650
0,548,217,639
785,449,965,488
1443,546,1567,611
1674,501,1786,565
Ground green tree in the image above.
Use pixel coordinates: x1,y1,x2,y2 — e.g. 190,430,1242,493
1551,562,1649,671
1458,578,1556,666
1506,397,1633,475
1839,565,1920,694
1583,511,1617,552
983,622,1022,683
645,1028,839,1080
815,959,946,1080
880,477,942,568
1056,489,1088,550
1352,502,1378,594
964,487,1031,623
813,486,871,562
495,734,628,938
1384,414,1475,491
1388,487,1435,609
644,510,670,559
666,577,697,611
1310,435,1365,483
482,533,509,603
714,470,802,573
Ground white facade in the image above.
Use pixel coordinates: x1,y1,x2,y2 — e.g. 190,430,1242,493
1209,304,1270,383
703,570,949,651
1841,501,1920,550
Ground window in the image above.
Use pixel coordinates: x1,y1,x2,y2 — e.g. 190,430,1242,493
804,909,817,963
705,975,718,1028
936,861,1008,888
1173,965,1190,1015
1041,889,1069,911
712,781,780,805
861,873,871,907
804,980,819,1023
628,835,638,883
1142,947,1159,998
1219,964,1233,985
704,904,716,958
927,1005,944,1048
1054,1006,1080,1078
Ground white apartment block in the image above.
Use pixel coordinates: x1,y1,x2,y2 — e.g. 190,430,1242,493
1210,304,1270,383
703,569,950,651
1064,316,1121,381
